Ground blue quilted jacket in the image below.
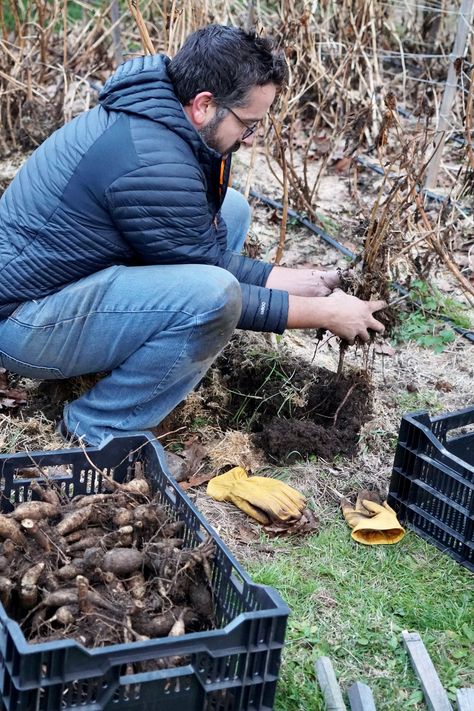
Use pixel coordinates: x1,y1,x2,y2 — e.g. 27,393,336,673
0,54,288,332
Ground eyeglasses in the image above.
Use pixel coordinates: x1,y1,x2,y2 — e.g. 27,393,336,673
223,106,260,140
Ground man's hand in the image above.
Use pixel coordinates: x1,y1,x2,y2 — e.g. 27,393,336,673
286,288,386,343
266,266,341,296
309,269,341,296
324,289,386,343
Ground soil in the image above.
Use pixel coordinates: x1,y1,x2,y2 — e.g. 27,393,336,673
195,334,373,464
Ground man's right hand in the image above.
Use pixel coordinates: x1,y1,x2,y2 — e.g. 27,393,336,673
286,288,387,343
324,288,386,343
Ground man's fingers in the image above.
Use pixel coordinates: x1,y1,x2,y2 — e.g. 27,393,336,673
322,270,341,288
370,299,387,313
358,330,370,343
368,318,385,333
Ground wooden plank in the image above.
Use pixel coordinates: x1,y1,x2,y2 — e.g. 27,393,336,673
348,681,377,710
402,631,453,711
456,688,474,711
315,657,347,710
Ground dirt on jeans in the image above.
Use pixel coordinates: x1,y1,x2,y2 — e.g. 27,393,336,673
196,335,373,464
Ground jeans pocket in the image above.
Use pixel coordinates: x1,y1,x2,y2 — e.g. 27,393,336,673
0,351,65,380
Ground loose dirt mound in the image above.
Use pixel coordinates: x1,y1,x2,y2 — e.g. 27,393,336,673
198,335,373,463
9,335,373,464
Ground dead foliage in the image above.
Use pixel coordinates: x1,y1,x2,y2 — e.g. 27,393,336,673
1,0,472,310
0,368,28,410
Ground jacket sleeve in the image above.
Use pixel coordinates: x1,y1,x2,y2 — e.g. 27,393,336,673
105,160,227,264
239,284,288,333
105,161,288,333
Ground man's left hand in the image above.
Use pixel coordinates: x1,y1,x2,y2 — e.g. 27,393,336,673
265,265,341,297
309,269,341,296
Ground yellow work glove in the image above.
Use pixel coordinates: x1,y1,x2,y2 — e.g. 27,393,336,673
341,491,405,545
207,467,306,525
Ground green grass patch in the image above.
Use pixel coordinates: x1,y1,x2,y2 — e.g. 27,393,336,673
395,389,443,415
393,279,471,352
247,520,473,710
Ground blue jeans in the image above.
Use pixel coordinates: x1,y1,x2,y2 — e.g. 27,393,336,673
0,188,251,445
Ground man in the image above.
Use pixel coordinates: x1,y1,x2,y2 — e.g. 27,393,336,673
0,25,385,447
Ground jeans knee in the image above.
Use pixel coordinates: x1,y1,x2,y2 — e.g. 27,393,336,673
220,274,242,330
187,269,240,363
203,269,241,330
228,188,251,224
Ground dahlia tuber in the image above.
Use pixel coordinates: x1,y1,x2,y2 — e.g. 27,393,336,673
12,501,60,521
0,515,27,547
56,505,94,536
30,481,61,508
21,518,51,551
20,561,45,608
103,548,143,577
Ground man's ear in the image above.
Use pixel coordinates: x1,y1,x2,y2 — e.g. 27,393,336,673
186,91,214,128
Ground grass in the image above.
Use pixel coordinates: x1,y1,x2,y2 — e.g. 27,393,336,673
393,279,472,353
395,389,443,415
247,520,473,711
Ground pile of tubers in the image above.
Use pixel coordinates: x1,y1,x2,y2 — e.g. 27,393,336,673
0,466,216,655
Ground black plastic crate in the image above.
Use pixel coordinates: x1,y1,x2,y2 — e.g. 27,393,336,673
388,405,474,572
0,435,289,711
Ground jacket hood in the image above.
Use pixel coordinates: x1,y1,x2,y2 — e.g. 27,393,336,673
99,54,220,161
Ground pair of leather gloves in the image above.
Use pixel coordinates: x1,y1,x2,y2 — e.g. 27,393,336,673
207,468,404,545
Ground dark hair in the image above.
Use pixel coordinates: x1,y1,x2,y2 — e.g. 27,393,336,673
168,24,288,108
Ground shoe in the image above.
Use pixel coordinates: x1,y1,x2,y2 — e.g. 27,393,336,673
55,419,85,447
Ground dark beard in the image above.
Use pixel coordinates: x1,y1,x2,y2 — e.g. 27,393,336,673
199,111,241,156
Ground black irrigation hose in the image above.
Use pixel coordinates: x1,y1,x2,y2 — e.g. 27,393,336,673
355,156,472,212
355,156,454,206
249,190,356,259
249,189,474,344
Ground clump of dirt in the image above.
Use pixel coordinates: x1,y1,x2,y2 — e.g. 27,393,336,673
198,335,373,464
339,260,398,334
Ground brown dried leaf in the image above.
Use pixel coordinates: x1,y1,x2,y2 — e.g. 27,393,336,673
182,441,206,470
435,379,453,392
0,388,28,402
334,156,352,173
0,369,8,389
236,525,259,543
263,507,318,537
179,470,215,491
373,342,396,356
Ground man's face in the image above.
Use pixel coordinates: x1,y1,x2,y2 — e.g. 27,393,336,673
200,83,277,156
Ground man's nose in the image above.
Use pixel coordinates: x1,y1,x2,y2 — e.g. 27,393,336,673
242,133,255,146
